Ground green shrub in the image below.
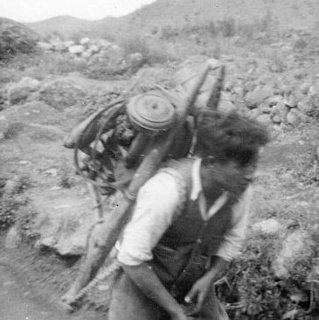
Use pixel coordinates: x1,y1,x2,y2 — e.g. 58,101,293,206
0,175,31,230
217,18,237,38
119,35,173,66
160,25,180,40
120,35,149,58
218,232,291,320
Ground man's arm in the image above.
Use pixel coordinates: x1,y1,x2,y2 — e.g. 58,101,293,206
185,186,253,314
117,170,187,319
185,256,229,314
123,263,187,320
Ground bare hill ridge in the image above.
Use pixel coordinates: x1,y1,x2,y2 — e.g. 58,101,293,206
25,0,319,39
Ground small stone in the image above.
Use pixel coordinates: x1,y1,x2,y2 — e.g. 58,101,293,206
232,86,244,97
281,85,293,96
299,83,310,95
3,177,21,195
252,218,281,235
80,37,90,46
88,45,99,53
284,95,298,108
268,95,284,106
81,51,93,59
45,168,58,177
286,109,304,127
245,86,274,109
256,114,272,127
53,41,66,52
271,102,289,123
248,108,261,119
297,100,314,114
36,42,53,51
259,101,272,114
273,227,313,279
272,115,281,124
69,45,85,55
5,225,21,249
63,40,75,48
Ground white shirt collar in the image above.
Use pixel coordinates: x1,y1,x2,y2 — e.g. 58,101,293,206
190,158,202,201
190,158,229,220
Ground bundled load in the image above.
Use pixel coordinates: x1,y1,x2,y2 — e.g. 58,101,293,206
61,59,225,308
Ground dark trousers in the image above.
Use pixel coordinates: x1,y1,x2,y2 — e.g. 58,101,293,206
108,271,229,320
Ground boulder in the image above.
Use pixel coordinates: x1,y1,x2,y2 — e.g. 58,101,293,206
272,115,282,124
32,188,96,256
284,94,298,108
36,41,53,51
259,101,272,114
273,226,315,279
299,83,311,95
248,108,262,119
218,92,237,114
271,102,289,124
39,78,86,110
308,94,319,117
252,218,282,235
126,52,144,68
286,109,306,127
80,37,90,46
245,86,274,109
88,44,99,54
297,99,315,114
256,114,272,127
268,95,284,107
69,45,85,55
63,40,75,48
82,50,93,60
52,41,67,52
95,39,112,49
7,77,40,105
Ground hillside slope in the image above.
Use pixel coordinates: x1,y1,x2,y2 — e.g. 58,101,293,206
26,0,319,39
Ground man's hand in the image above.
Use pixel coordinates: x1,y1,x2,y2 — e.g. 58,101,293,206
184,275,211,315
170,308,189,320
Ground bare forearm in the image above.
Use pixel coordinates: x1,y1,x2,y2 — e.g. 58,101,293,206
205,256,229,283
123,263,184,317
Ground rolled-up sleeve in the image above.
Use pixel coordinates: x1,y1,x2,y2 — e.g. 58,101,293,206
215,186,253,261
117,171,182,266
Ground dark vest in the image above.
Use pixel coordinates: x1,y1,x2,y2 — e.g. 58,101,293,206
151,158,241,301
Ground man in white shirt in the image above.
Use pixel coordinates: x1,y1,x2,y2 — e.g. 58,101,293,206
109,110,269,320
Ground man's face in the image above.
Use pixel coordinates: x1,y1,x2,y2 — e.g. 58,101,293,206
205,160,254,196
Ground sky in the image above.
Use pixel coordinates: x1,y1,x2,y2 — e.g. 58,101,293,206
0,0,156,23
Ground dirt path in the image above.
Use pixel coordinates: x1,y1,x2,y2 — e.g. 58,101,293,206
0,261,73,320
0,258,107,320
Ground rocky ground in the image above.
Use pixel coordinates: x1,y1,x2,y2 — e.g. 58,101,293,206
0,17,319,319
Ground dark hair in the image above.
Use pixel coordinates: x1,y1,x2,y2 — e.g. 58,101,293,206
196,111,269,167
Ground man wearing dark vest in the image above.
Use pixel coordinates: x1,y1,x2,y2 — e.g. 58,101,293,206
109,110,269,320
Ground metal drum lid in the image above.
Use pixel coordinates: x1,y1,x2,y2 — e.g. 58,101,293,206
127,92,176,132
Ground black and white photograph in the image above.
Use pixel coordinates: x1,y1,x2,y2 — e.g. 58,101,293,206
0,1,319,319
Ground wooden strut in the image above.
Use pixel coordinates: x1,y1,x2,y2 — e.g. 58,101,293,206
61,61,223,309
